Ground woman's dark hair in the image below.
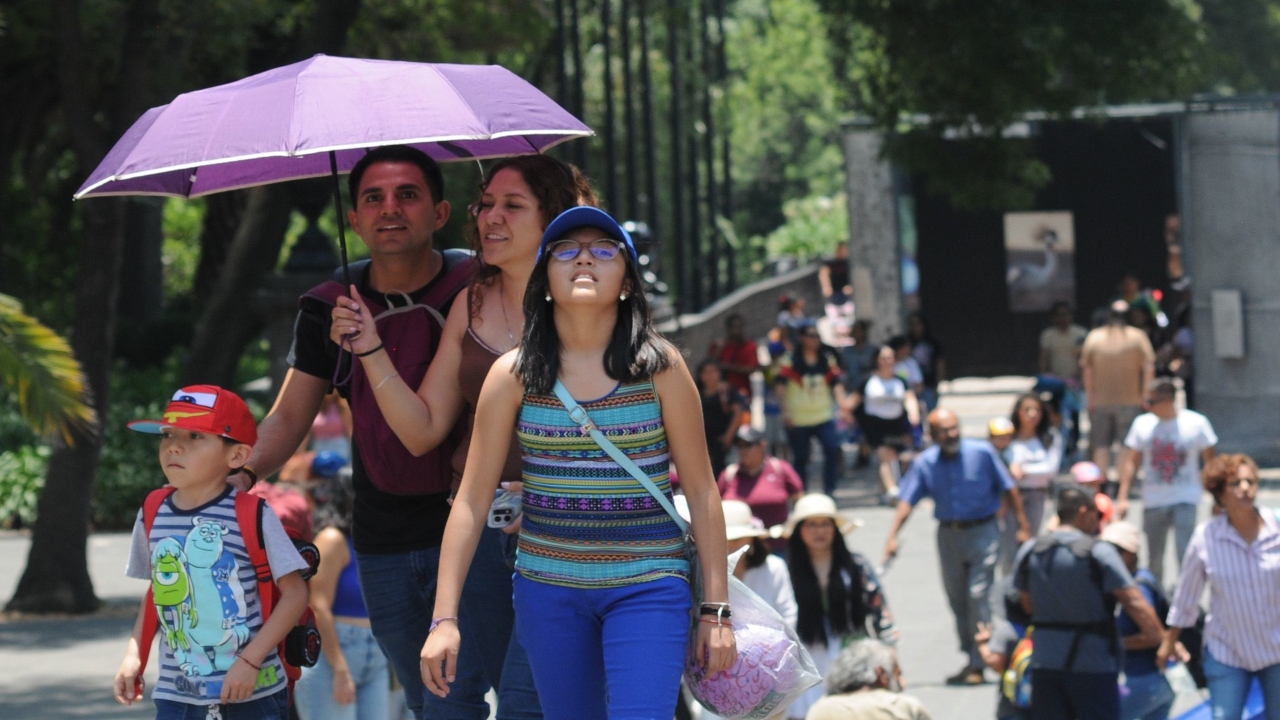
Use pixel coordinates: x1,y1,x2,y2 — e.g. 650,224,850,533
515,235,675,395
788,519,866,647
907,311,934,342
695,359,721,394
744,537,771,570
466,156,597,320
312,468,354,535
1009,392,1053,446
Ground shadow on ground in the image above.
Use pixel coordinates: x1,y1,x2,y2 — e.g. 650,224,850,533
0,607,136,651
0,676,150,719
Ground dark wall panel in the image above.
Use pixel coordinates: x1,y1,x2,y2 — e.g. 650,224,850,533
913,117,1177,377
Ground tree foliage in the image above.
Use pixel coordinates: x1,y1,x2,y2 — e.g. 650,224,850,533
818,0,1204,208
0,294,95,443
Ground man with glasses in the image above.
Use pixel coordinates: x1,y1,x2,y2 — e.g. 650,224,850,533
1116,377,1217,586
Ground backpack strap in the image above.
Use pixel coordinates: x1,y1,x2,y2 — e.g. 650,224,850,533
422,249,479,310
234,492,272,621
135,487,176,693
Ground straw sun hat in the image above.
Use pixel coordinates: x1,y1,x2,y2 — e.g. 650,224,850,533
722,500,769,541
775,494,863,539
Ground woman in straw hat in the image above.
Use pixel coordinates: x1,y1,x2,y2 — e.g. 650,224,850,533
784,494,897,719
723,500,797,630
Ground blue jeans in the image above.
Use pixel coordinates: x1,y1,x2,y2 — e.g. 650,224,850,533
1120,672,1174,720
787,420,844,495
513,574,691,720
155,691,287,720
295,622,390,720
357,527,540,720
1203,647,1280,720
1030,669,1119,720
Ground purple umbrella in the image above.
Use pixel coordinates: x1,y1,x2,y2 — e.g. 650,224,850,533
74,55,592,282
76,55,591,198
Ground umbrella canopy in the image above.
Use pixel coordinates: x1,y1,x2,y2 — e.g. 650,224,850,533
75,55,592,199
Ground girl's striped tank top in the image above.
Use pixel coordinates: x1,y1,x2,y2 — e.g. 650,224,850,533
514,379,690,588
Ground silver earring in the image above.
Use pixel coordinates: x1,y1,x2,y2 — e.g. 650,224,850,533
620,292,628,301
545,292,552,302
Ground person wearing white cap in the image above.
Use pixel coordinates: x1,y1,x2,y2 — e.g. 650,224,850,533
784,494,894,719
1101,522,1177,720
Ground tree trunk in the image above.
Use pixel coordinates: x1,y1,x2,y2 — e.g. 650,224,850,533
180,185,295,387
193,191,249,304
6,0,161,614
6,198,124,614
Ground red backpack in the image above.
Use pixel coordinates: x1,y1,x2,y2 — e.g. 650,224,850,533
135,487,320,702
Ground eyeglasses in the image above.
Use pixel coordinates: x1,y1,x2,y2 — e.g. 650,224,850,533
546,238,624,262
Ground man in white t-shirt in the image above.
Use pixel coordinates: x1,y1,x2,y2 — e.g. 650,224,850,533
1117,378,1217,586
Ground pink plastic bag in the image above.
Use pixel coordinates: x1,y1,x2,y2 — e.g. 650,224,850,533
685,558,820,719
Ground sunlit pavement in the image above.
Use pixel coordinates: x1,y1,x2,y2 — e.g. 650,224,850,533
0,376,1268,719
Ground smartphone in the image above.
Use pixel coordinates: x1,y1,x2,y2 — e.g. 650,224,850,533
487,488,523,529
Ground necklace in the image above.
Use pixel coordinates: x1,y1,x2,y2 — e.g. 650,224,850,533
498,275,519,351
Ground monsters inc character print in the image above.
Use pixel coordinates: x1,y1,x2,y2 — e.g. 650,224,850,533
153,516,250,679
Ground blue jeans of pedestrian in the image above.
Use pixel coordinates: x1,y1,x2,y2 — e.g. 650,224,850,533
155,691,287,720
1120,671,1174,720
295,621,390,720
512,574,691,720
787,420,844,495
357,527,540,720
1030,669,1119,720
1203,647,1280,720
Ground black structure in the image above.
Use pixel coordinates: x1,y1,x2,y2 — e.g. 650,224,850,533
553,0,735,313
912,115,1178,377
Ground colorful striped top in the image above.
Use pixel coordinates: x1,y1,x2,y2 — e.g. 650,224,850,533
515,379,690,588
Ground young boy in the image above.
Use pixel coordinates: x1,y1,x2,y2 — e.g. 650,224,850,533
114,385,310,719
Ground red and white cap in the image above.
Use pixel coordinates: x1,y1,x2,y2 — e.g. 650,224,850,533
128,385,258,446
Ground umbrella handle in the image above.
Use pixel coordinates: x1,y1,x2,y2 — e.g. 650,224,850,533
329,151,353,291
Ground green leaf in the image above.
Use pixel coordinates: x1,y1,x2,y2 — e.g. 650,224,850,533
0,294,96,444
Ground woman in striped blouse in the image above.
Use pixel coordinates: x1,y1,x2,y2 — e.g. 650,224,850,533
422,206,736,719
1158,453,1280,720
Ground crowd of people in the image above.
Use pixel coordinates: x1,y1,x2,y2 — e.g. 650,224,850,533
108,143,1274,720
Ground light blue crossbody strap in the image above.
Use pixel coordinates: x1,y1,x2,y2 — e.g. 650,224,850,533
552,380,689,534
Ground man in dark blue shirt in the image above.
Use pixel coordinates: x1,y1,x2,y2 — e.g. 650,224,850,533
882,408,1030,685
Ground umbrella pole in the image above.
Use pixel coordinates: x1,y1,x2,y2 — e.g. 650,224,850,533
328,151,353,290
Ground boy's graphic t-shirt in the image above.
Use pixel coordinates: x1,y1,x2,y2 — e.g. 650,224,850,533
126,486,308,704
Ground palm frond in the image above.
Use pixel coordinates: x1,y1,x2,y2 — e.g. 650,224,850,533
0,294,97,444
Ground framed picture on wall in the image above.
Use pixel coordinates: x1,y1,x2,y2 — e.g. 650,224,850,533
1004,211,1075,313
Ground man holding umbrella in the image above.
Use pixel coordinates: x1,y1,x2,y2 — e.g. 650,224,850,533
233,146,539,720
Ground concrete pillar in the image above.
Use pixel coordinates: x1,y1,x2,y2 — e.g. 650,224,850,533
843,124,902,343
1180,109,1280,462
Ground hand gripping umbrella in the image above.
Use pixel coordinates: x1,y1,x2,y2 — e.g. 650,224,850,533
75,54,593,285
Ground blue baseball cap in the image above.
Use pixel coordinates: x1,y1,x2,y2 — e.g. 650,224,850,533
538,206,637,263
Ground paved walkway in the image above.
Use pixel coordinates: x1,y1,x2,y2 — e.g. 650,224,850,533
0,376,1254,719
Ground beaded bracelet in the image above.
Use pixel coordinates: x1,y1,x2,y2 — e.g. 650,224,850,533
699,617,734,628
